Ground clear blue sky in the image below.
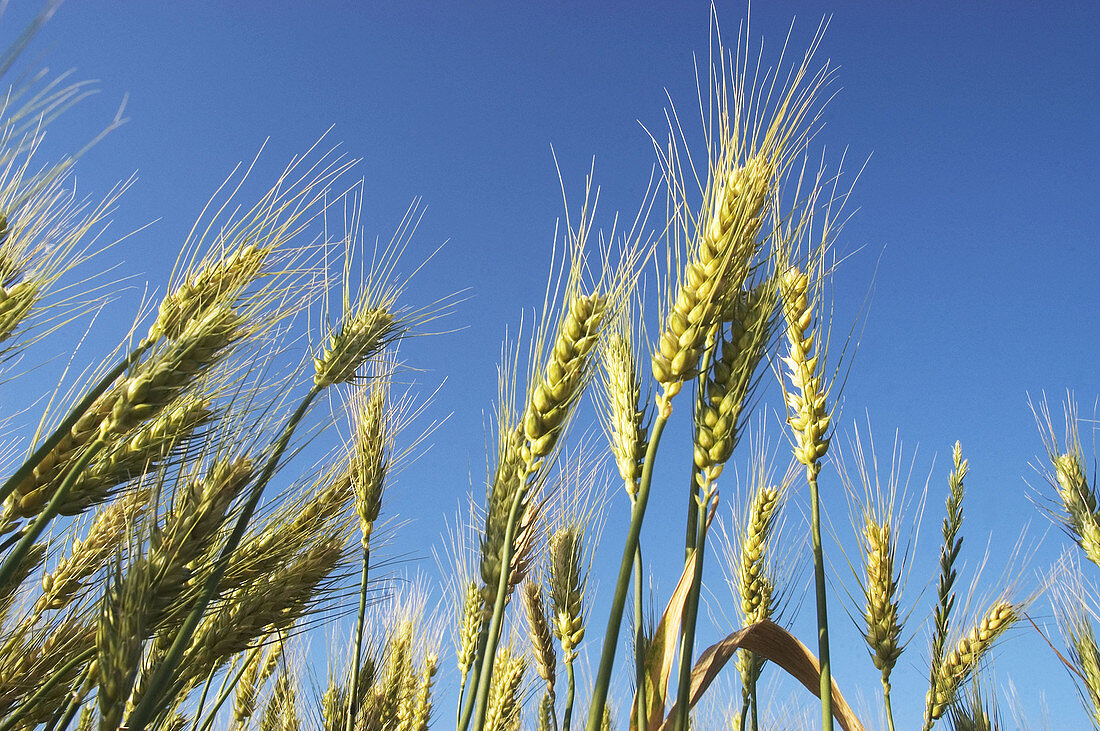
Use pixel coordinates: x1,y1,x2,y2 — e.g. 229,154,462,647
4,1,1100,727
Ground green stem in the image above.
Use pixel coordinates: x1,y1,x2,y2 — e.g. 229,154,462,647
750,684,759,731
196,645,261,731
563,659,576,731
739,692,749,731
682,342,714,561
126,385,321,731
633,537,647,731
457,622,489,731
808,471,833,731
0,343,149,508
468,482,528,731
0,437,106,595
883,680,896,731
190,664,218,731
673,489,710,731
346,542,371,731
585,413,668,731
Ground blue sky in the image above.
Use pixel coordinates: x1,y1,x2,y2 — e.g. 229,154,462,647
4,1,1100,727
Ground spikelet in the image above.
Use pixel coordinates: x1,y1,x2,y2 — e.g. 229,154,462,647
927,600,1018,721
313,200,434,389
931,442,968,672
734,482,780,694
225,467,353,591
598,314,648,499
523,580,557,702
861,517,901,679
350,377,390,547
652,155,774,416
409,652,438,731
779,265,830,478
0,616,96,721
7,306,244,521
232,636,285,729
183,533,343,689
1054,450,1100,568
484,645,527,731
520,292,607,474
456,580,484,687
36,487,151,614
315,306,396,388
1068,613,1100,726
96,560,150,731
147,242,270,342
693,283,774,487
0,278,38,344
548,524,587,664
479,419,525,612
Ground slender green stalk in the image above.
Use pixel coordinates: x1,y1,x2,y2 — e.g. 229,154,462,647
457,624,489,731
682,342,714,561
884,681,896,731
586,413,668,731
196,646,260,731
126,386,321,731
633,537,647,731
750,692,759,731
191,665,218,730
809,472,833,730
563,659,577,731
0,438,105,594
0,344,148,508
468,482,527,731
673,490,710,731
346,544,371,731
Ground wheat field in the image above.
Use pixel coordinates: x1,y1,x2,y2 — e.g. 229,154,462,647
0,3,1097,730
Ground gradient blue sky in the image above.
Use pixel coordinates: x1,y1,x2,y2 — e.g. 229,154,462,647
4,1,1100,727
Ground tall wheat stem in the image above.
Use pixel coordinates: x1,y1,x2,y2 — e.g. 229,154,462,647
126,386,321,731
674,489,711,731
468,482,527,731
586,413,668,731
633,535,646,731
346,544,371,731
563,660,577,731
883,684,896,731
809,470,832,730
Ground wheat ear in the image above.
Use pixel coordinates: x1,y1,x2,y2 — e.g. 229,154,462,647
923,442,968,731
484,645,527,731
523,581,557,714
927,600,1019,722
